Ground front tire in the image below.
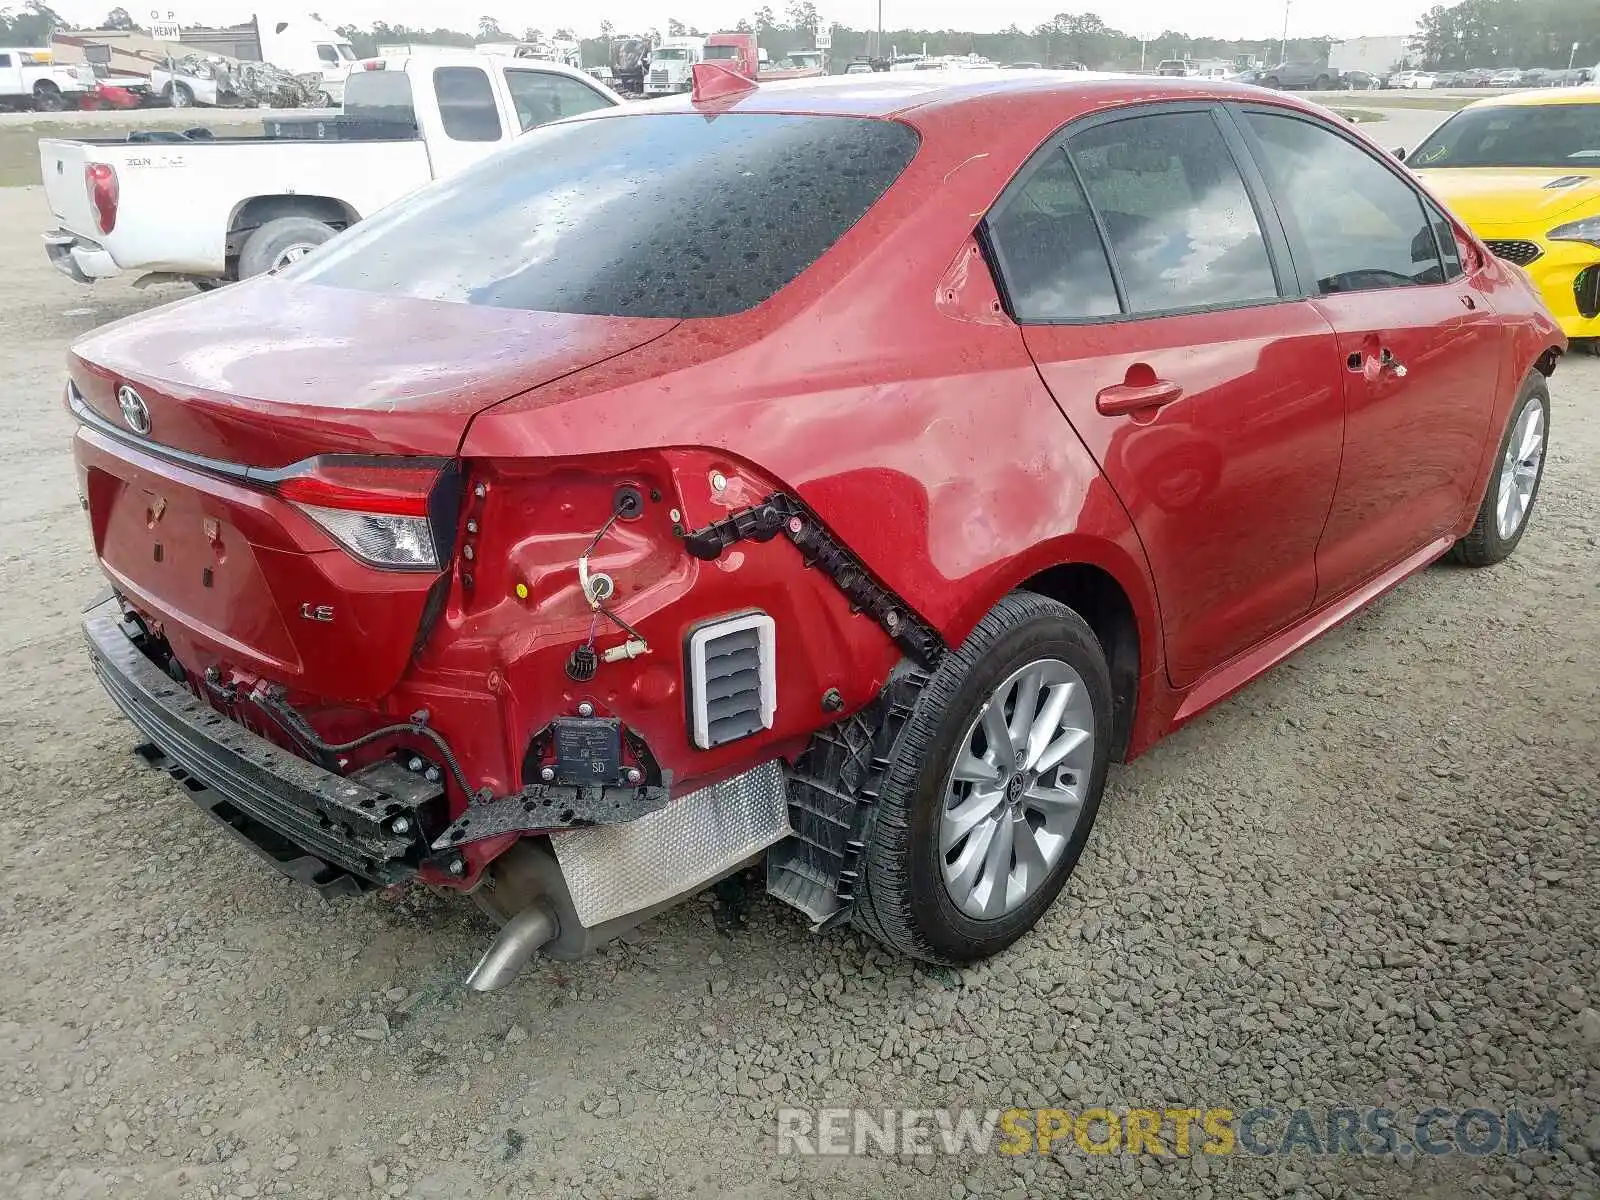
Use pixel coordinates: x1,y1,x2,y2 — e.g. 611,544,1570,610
852,593,1113,964
1450,374,1550,566
169,81,194,109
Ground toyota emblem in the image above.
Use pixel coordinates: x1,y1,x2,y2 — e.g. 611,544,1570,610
116,385,150,436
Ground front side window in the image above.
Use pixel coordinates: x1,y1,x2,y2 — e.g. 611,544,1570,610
1245,111,1443,294
289,113,918,318
653,49,689,61
985,148,1119,320
1068,110,1278,314
433,66,502,143
503,70,612,132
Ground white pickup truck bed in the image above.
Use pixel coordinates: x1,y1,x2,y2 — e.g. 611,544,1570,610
39,52,622,286
41,134,431,281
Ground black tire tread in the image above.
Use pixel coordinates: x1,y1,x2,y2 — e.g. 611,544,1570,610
851,591,1105,964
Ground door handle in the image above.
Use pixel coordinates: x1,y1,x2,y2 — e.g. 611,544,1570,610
1096,378,1183,416
1378,348,1408,378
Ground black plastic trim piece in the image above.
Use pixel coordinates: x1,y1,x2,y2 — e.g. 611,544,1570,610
679,493,946,670
85,598,441,890
767,664,929,925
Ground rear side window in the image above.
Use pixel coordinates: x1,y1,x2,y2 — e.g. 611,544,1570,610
289,114,919,318
316,44,339,65
1068,111,1278,314
342,69,419,136
503,70,612,132
0,54,11,68
434,66,501,142
986,149,1119,320
1244,112,1443,293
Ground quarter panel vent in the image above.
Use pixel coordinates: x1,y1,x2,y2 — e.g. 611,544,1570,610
688,613,776,749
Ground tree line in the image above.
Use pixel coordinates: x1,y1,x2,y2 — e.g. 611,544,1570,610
3,0,1595,72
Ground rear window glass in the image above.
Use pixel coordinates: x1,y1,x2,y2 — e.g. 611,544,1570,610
289,113,919,318
342,69,419,136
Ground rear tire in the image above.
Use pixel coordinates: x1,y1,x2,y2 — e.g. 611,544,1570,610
1449,374,1550,567
237,216,336,278
1263,75,1280,89
169,81,194,109
852,592,1113,965
1313,73,1331,89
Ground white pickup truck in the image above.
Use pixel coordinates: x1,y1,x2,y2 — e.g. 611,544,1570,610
0,47,92,112
41,52,621,287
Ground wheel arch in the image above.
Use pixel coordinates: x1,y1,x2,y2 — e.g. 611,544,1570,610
939,536,1162,764
225,195,358,263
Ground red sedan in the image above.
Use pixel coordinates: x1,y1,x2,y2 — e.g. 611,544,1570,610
68,70,1563,987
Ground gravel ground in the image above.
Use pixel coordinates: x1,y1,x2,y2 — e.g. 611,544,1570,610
1,182,1597,1200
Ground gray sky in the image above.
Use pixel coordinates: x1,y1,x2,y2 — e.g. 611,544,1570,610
53,0,1427,40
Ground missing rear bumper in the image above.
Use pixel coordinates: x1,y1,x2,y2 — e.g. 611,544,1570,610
85,598,444,894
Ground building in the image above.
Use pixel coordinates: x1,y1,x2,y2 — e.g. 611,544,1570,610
1328,36,1413,75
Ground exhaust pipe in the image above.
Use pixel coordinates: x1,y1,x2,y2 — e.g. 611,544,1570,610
465,901,558,992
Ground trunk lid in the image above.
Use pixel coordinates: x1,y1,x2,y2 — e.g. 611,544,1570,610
71,278,677,702
70,277,678,466
39,139,98,237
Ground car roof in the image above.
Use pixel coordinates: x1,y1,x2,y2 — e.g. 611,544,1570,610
625,71,1315,121
382,50,598,82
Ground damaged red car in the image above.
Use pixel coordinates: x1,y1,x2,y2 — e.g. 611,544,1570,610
70,70,1563,990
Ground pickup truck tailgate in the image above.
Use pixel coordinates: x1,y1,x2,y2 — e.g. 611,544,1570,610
39,139,97,235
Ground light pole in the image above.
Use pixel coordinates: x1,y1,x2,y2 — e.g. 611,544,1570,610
876,0,882,61
1569,41,1580,70
1279,0,1291,63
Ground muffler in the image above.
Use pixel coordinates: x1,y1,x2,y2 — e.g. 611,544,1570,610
465,901,558,992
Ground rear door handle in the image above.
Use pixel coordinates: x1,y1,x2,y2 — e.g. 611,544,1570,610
1096,378,1184,416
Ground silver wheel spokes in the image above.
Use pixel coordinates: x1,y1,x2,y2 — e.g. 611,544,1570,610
1496,401,1544,540
274,244,315,270
939,658,1095,920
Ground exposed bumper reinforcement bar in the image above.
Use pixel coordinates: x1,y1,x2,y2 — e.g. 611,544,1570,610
84,598,442,895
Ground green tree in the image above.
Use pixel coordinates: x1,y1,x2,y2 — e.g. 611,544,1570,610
102,6,136,30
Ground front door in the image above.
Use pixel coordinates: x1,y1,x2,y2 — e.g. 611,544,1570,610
1234,107,1505,600
985,105,1347,687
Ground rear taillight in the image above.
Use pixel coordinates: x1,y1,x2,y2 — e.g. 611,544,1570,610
361,58,387,70
85,163,118,235
274,458,456,571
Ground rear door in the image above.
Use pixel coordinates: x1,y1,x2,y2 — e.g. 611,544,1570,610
1233,107,1504,601
989,104,1347,687
416,62,513,177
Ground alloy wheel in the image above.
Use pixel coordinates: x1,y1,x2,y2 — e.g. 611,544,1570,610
1495,399,1545,539
939,658,1096,920
272,244,316,271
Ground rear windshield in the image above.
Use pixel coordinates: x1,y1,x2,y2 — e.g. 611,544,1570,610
342,69,419,136
1410,103,1600,168
289,113,919,318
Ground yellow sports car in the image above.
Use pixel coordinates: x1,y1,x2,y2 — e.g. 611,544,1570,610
1408,88,1600,339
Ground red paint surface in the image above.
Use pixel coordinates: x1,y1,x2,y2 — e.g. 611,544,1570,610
69,74,1565,884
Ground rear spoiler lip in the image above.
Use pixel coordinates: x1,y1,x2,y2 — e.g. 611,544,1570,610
68,379,453,486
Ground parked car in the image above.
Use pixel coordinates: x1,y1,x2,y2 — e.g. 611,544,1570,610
1490,68,1528,87
0,46,91,111
67,72,1563,990
1239,61,1338,90
1389,70,1438,90
1004,62,1044,70
1156,60,1189,77
40,53,622,288
1340,70,1380,90
1408,88,1600,339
